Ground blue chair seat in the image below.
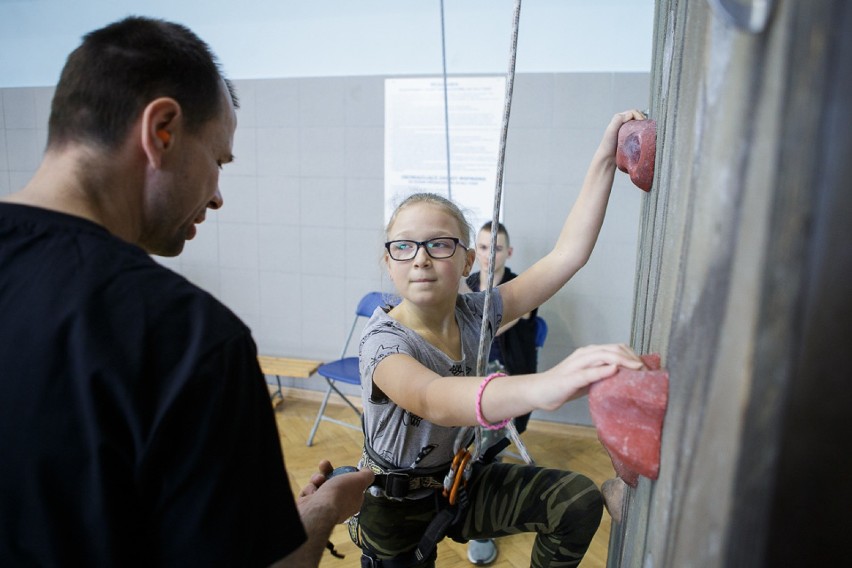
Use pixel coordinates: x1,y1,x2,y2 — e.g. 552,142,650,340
315,357,360,385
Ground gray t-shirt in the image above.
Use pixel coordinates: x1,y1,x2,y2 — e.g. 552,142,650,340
358,290,503,471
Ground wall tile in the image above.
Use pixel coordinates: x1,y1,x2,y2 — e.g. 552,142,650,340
345,228,385,280
613,73,652,113
218,222,259,269
180,264,221,298
549,127,605,185
218,175,258,223
345,177,384,230
258,175,300,225
300,225,345,276
226,126,257,177
5,128,40,171
566,241,638,299
8,171,31,193
300,177,345,228
258,224,301,273
258,270,302,321
231,79,257,128
34,87,54,129
503,128,551,185
600,176,644,244
299,77,346,127
181,220,220,267
257,312,304,356
511,74,554,128
300,126,345,177
345,126,383,178
219,266,260,319
0,130,7,171
254,78,300,127
2,88,37,129
553,73,615,129
299,274,346,359
152,254,181,272
256,127,299,176
0,171,10,196
345,76,384,127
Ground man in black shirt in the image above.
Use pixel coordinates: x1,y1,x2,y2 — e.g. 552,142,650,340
0,16,372,567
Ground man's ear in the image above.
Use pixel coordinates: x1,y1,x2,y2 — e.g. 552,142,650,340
140,97,182,168
506,245,514,259
463,248,475,276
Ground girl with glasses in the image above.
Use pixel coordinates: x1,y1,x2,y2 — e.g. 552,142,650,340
354,110,647,568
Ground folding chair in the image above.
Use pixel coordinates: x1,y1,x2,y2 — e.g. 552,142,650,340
306,291,397,447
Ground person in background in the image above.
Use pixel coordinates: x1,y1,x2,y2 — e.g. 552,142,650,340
0,16,372,567
462,220,539,564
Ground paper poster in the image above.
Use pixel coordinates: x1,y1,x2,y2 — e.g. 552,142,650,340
384,76,506,233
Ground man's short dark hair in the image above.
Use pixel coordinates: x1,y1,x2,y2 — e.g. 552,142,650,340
47,16,238,149
480,221,510,246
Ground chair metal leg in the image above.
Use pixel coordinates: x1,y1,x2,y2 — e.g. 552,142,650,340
270,374,284,405
306,378,362,446
307,382,335,447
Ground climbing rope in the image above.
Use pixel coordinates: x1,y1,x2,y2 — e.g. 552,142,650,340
439,0,453,200
451,0,532,466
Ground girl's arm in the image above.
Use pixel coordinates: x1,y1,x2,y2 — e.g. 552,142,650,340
499,110,646,323
372,343,643,427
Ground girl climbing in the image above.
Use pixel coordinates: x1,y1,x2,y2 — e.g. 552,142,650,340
354,110,647,568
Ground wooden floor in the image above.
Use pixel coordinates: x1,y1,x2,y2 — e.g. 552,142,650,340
275,392,615,568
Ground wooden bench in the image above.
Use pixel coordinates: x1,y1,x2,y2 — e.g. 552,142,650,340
257,355,323,405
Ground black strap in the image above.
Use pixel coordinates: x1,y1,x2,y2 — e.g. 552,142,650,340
414,507,457,562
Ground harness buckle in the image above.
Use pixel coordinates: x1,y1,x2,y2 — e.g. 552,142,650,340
384,471,411,498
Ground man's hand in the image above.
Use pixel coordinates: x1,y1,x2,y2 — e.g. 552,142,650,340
272,461,374,568
298,460,374,524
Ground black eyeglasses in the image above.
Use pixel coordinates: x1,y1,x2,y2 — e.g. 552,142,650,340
384,237,468,261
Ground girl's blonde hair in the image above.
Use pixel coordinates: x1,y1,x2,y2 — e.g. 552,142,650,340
385,192,473,247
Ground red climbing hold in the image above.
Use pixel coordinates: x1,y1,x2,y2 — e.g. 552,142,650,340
616,119,657,192
589,353,668,487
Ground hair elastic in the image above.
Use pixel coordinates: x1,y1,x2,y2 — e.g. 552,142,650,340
475,372,511,430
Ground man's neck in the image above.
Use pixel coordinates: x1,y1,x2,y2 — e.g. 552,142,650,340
5,146,143,243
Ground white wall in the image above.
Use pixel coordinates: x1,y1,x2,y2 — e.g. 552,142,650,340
0,0,653,87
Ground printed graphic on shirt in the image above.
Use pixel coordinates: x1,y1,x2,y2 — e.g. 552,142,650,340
448,363,472,376
369,344,401,369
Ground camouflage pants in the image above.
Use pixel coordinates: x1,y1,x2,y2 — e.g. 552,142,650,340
352,462,603,568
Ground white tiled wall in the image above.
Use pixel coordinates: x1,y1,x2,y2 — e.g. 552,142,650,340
0,72,650,425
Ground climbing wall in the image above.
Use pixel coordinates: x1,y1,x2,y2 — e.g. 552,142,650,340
608,1,852,566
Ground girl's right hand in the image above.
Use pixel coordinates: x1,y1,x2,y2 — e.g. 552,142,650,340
536,343,644,410
599,110,647,158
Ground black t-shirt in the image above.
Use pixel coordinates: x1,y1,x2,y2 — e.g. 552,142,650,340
0,203,305,566
466,268,539,375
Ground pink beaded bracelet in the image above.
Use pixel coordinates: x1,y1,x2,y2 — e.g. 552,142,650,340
475,372,511,430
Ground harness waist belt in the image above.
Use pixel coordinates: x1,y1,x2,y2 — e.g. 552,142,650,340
361,446,450,499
